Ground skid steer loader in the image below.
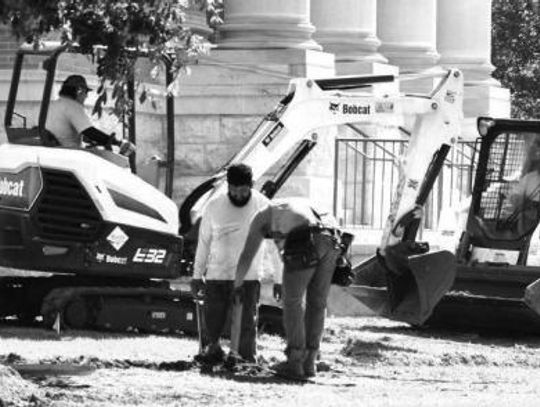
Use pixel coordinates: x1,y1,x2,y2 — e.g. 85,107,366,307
350,117,540,334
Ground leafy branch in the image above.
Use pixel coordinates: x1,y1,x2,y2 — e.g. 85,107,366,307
0,0,224,122
493,0,540,118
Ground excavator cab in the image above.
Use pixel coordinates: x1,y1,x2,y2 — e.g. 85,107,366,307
4,44,64,148
3,43,133,172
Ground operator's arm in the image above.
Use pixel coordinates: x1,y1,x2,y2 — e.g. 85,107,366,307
192,208,213,280
81,127,116,146
67,102,126,149
82,127,135,154
66,102,115,147
234,207,270,288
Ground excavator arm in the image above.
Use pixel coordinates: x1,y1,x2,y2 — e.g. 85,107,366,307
180,69,464,327
181,69,464,233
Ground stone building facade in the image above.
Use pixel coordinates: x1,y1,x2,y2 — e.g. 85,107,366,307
0,0,510,217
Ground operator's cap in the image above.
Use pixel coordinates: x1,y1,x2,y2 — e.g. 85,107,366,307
62,75,92,92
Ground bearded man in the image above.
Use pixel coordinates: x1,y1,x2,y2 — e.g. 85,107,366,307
191,164,270,364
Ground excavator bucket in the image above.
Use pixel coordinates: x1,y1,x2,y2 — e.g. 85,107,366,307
347,245,457,326
524,278,540,316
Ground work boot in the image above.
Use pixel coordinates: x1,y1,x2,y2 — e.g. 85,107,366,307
223,351,243,370
303,349,318,378
194,343,225,365
273,349,305,381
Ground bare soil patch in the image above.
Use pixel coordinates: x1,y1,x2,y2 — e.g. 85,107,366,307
1,317,540,406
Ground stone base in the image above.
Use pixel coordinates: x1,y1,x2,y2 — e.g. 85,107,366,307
459,85,511,141
464,84,511,118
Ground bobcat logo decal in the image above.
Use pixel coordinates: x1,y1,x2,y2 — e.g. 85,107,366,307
329,102,340,114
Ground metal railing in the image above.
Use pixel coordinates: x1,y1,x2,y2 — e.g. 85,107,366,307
333,138,477,230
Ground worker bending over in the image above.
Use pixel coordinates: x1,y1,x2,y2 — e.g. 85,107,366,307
234,198,342,380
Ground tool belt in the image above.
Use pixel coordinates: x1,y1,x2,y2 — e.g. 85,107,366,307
282,225,342,270
282,225,320,270
310,225,340,239
332,231,355,286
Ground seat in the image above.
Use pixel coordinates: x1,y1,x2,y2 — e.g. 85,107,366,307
5,127,60,147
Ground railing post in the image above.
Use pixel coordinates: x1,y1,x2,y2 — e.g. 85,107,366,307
333,137,340,222
333,138,477,231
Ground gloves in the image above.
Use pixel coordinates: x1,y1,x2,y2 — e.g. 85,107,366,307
118,139,136,156
273,283,282,302
191,278,205,299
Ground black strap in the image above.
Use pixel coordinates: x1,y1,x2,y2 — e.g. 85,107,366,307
310,207,340,235
310,207,322,221
82,126,115,147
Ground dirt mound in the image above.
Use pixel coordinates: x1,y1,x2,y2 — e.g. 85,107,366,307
34,355,195,371
341,337,417,362
0,364,44,407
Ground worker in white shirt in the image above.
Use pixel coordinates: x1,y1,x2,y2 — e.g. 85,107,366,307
191,164,270,364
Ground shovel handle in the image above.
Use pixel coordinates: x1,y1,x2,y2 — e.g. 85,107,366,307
229,291,243,355
195,299,204,354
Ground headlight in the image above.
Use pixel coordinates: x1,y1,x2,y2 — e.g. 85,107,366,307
477,117,496,137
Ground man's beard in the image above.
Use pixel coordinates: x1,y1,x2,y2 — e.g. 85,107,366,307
228,192,251,207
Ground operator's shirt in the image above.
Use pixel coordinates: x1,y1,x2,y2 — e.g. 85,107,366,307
45,96,92,148
192,189,270,281
512,171,540,202
503,170,540,217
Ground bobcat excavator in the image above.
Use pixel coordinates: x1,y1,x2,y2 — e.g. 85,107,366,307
0,40,474,333
0,42,194,333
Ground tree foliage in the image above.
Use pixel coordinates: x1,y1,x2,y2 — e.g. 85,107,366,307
492,0,540,118
0,0,223,121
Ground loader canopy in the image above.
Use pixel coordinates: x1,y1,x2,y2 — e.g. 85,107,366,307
465,118,540,265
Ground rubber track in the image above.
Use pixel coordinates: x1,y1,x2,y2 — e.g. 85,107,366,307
40,286,193,330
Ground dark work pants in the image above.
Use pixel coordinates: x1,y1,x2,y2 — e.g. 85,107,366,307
282,233,341,354
204,280,260,361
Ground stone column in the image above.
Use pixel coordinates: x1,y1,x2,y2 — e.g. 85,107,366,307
217,0,321,50
311,0,387,70
437,0,497,86
377,0,439,71
437,0,510,135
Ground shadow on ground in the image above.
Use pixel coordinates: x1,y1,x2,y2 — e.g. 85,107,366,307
357,323,540,349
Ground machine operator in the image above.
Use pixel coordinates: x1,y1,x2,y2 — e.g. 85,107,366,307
46,75,134,154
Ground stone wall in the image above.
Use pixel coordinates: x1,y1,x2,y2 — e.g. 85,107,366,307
0,25,18,69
